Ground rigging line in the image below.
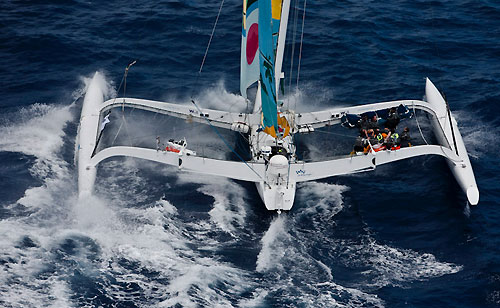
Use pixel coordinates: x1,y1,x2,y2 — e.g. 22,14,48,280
412,102,429,145
118,112,134,147
199,0,225,75
123,62,132,99
109,62,132,146
281,1,291,111
122,60,137,107
189,0,224,105
123,61,137,147
99,60,134,114
111,118,124,146
286,141,294,187
444,94,459,156
124,61,138,122
235,129,251,144
313,129,356,138
288,0,299,109
113,113,134,147
296,0,306,89
114,70,126,104
113,61,137,147
190,99,267,184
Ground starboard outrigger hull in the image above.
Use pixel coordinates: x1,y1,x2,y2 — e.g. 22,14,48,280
425,78,479,205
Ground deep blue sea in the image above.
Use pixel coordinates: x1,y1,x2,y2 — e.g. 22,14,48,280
1,0,500,307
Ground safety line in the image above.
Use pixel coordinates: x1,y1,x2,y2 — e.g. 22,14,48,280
412,102,429,145
199,0,225,75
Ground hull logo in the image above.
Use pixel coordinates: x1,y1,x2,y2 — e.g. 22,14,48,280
296,169,309,176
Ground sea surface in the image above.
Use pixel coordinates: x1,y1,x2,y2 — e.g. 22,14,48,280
1,0,500,307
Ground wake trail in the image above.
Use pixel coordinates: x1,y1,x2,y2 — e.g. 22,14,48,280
251,181,463,307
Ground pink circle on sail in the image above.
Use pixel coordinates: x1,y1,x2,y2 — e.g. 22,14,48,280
246,23,258,65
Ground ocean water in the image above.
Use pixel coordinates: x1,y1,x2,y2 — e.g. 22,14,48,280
1,0,500,307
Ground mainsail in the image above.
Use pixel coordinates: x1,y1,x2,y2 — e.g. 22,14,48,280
240,0,260,99
241,0,289,138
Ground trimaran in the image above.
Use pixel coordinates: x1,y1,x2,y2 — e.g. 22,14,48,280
77,0,479,212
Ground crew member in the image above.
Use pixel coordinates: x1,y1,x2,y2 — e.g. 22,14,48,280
353,136,365,153
369,115,380,134
400,127,411,147
359,115,370,138
386,107,400,130
386,132,400,150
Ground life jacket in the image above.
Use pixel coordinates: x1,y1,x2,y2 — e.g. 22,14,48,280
390,132,400,143
389,133,400,150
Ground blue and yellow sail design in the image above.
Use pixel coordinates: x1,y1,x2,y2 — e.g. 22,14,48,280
271,0,282,54
259,0,282,137
241,0,284,138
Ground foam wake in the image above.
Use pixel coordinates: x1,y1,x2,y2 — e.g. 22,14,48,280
0,74,253,307
251,181,463,307
253,183,384,307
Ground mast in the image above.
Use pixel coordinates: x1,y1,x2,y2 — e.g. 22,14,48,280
274,0,290,97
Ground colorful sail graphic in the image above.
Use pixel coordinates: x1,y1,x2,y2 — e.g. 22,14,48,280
259,0,280,137
241,0,287,137
271,0,282,55
240,0,260,98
